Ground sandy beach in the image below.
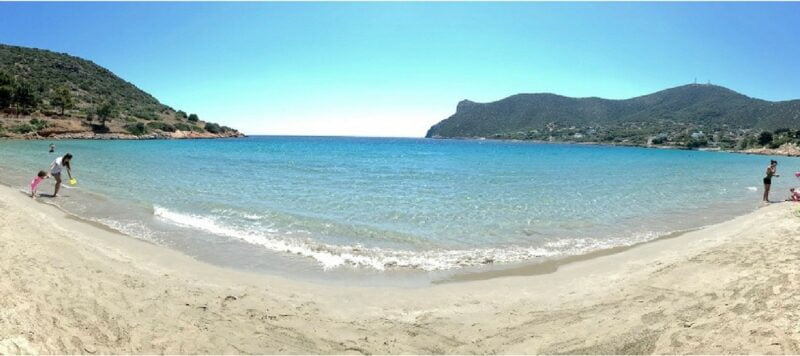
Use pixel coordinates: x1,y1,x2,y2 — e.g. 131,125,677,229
2,182,800,354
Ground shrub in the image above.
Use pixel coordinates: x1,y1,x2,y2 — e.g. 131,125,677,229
686,138,708,148
717,137,736,149
204,122,222,134
11,123,35,134
770,136,791,149
174,123,192,131
133,109,158,121
738,137,755,150
146,122,175,132
175,110,188,120
188,113,199,122
91,124,110,133
124,122,148,136
29,118,49,131
191,125,204,133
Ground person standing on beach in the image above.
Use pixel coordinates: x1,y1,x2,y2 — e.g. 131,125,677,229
763,160,779,203
50,153,73,197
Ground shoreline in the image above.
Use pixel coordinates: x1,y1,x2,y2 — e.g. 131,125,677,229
428,136,800,157
438,227,699,284
3,182,800,352
6,133,795,157
0,132,246,140
0,147,771,286
0,173,756,288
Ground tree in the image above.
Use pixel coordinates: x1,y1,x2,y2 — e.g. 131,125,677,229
0,71,14,109
97,100,117,127
175,110,187,120
12,82,38,113
188,113,199,122
757,131,773,147
50,86,75,115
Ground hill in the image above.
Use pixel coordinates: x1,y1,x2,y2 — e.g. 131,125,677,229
426,84,800,150
0,44,242,139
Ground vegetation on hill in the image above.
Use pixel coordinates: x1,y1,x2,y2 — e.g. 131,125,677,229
0,44,240,138
426,84,800,150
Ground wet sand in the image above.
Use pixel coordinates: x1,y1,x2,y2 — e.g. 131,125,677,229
2,183,800,354
439,228,697,283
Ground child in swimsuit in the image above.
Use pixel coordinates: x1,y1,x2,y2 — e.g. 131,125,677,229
788,188,800,202
30,170,48,198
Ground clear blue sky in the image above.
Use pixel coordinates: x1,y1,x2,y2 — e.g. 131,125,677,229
1,2,799,137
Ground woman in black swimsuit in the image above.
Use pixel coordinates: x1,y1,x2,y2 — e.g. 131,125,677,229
763,160,779,203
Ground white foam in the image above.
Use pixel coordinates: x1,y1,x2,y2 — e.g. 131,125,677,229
91,218,160,243
746,186,758,192
211,208,265,221
152,205,670,272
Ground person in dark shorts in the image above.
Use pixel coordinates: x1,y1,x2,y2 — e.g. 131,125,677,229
763,160,779,203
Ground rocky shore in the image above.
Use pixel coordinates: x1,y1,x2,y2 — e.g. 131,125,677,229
3,130,245,140
430,136,800,158
12,131,246,140
738,143,800,157
1,115,245,140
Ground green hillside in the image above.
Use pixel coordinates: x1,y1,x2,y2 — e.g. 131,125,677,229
0,43,240,138
426,84,800,149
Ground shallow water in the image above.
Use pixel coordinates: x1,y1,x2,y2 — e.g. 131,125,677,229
0,137,793,285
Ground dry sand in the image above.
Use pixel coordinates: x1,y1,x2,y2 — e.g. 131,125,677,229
2,183,800,354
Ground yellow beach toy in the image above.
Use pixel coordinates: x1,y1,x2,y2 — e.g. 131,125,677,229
69,178,77,186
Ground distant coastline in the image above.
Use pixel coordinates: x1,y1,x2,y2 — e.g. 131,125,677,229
426,84,800,154
427,135,800,157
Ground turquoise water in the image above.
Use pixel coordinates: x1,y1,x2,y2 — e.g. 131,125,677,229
0,137,794,283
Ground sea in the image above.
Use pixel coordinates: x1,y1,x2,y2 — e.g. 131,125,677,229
0,136,794,286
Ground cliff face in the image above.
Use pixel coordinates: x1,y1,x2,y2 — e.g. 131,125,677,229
0,44,243,139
